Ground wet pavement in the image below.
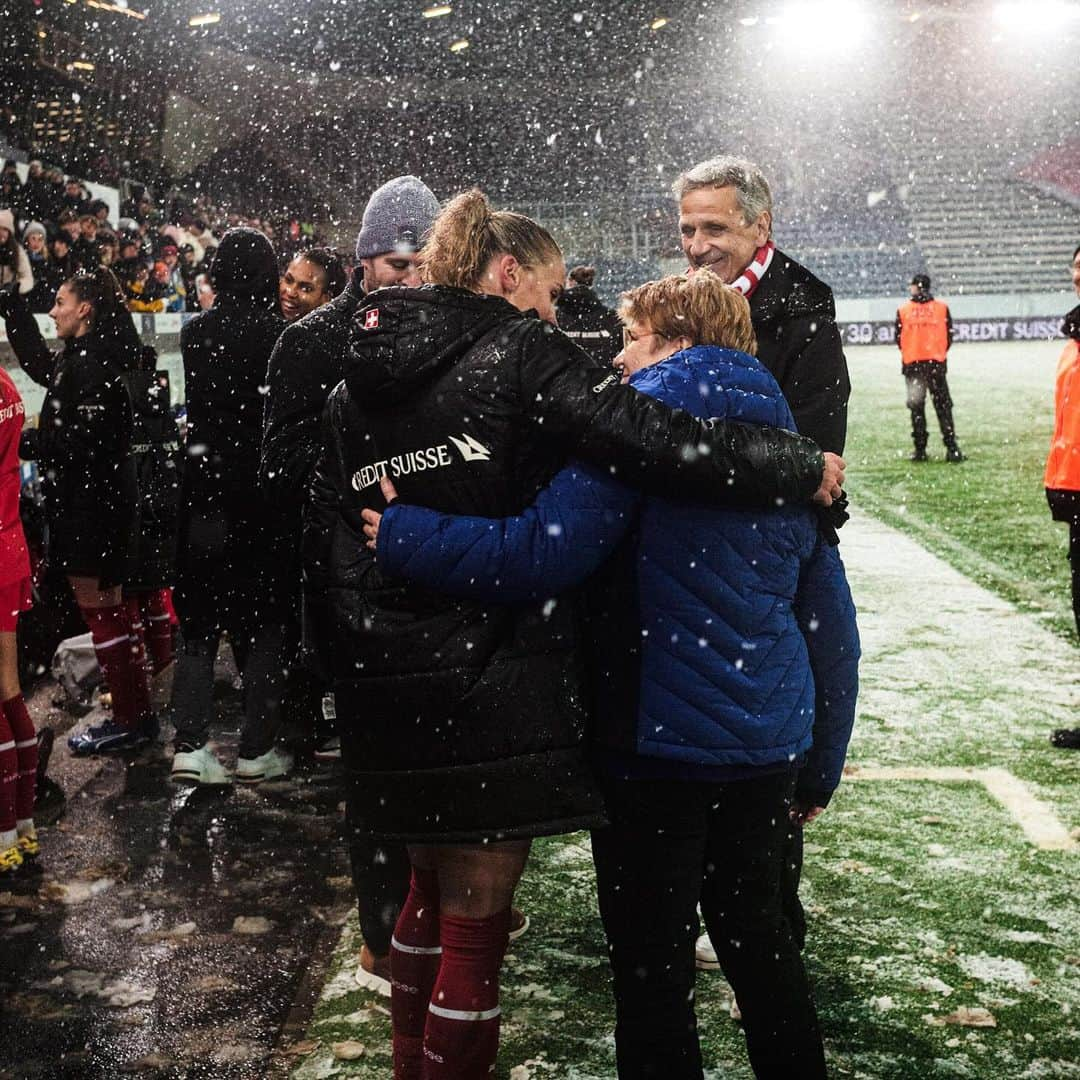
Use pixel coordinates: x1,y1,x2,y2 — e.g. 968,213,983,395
0,673,353,1080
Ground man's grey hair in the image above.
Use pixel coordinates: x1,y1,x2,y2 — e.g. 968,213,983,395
672,156,773,227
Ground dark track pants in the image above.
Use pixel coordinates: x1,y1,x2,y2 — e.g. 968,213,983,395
905,361,958,452
590,769,826,1080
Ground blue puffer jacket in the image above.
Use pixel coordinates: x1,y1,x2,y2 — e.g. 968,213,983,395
378,345,859,803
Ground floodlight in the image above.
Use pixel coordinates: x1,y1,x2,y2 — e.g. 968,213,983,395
423,5,453,17
188,13,221,27
993,1,1080,31
776,1,870,49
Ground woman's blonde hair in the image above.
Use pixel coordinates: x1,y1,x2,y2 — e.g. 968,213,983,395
618,270,757,355
422,189,562,290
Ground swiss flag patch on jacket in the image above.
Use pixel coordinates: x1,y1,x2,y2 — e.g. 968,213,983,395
364,309,380,330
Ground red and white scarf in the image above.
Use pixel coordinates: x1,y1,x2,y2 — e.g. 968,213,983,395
729,241,775,298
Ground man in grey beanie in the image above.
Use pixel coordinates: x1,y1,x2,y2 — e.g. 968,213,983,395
256,176,439,993
354,174,439,292
261,175,439,516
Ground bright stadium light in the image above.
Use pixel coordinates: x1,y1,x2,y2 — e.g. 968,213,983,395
423,4,453,17
993,1,1080,31
775,1,871,49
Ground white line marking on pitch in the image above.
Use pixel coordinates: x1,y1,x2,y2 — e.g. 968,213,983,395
845,766,1077,852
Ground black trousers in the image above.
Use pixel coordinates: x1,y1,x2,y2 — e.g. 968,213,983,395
904,361,958,451
171,507,289,758
340,730,411,956
591,770,827,1080
1069,521,1080,638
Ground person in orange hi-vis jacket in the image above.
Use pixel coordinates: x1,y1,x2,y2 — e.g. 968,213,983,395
1045,243,1080,750
896,272,965,463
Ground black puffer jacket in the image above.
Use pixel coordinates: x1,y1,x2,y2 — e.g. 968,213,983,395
555,284,623,367
751,249,851,455
261,269,366,529
177,228,285,616
122,370,180,590
2,293,137,586
304,285,825,843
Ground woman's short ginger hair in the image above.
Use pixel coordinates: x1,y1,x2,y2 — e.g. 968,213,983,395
618,270,757,355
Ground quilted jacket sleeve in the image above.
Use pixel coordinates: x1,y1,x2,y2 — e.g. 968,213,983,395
261,321,336,519
377,460,639,604
518,324,825,508
792,536,860,806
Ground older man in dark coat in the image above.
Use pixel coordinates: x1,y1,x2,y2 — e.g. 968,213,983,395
676,156,851,968
676,156,850,455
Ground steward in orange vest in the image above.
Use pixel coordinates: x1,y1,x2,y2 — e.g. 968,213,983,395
1045,246,1080,752
1045,292,1080,647
896,274,964,462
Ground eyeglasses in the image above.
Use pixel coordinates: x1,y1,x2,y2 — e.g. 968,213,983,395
622,328,667,349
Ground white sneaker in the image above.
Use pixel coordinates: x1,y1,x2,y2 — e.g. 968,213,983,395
235,747,293,784
695,931,721,971
171,744,232,786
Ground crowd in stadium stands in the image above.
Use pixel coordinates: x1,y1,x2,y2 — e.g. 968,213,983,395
0,157,334,317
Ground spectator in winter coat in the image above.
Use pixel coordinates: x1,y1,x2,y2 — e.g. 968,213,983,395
261,177,439,997
0,210,34,299
555,264,623,366
1045,243,1080,751
0,165,23,219
22,223,61,313
677,156,852,963
169,228,290,787
19,162,53,224
360,271,859,1079
304,190,844,1079
0,268,151,755
49,235,80,280
61,179,90,217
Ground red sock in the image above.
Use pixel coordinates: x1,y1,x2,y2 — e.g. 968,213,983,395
0,710,16,837
3,695,37,822
140,589,174,674
423,909,511,1080
123,597,153,724
81,604,142,730
392,867,443,1080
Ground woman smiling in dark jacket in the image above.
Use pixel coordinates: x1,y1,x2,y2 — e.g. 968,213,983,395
0,268,151,754
305,190,842,1078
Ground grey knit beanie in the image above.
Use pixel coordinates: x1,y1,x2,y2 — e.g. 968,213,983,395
23,221,47,242
355,176,439,261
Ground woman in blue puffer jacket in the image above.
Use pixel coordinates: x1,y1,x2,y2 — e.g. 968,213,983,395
363,271,859,1080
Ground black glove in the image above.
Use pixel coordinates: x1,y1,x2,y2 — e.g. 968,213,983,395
816,491,849,546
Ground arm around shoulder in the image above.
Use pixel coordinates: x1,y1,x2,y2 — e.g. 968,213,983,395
519,324,825,509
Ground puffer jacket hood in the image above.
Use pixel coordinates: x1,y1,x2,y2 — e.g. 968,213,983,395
346,285,524,408
209,227,278,309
